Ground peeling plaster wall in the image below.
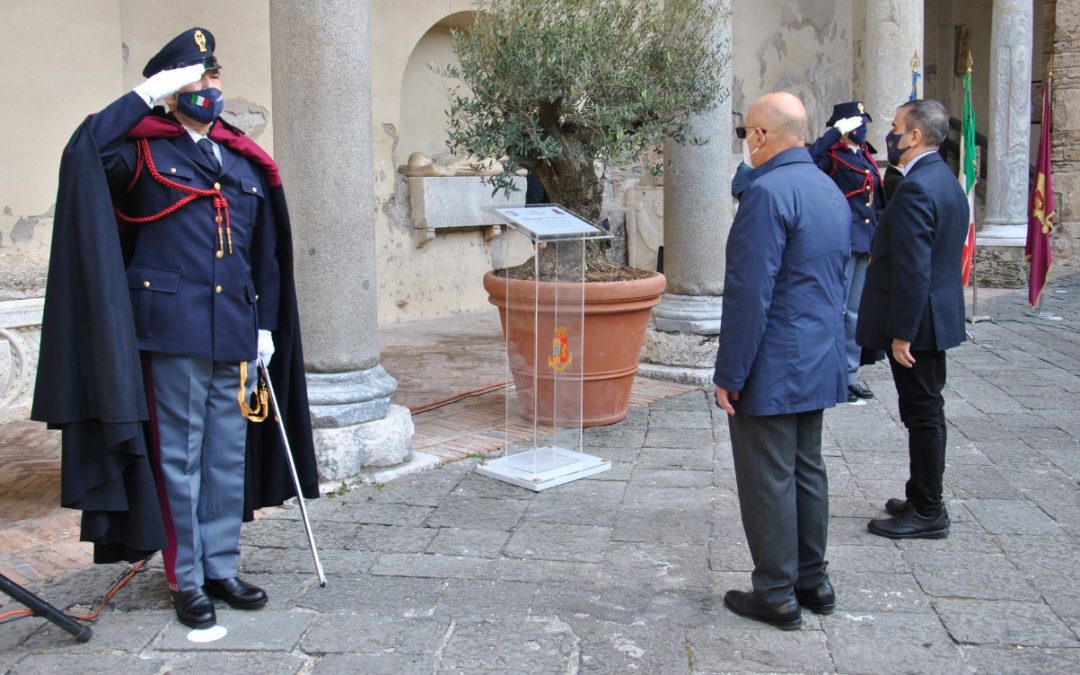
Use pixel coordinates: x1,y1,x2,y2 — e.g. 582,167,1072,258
733,0,854,135
370,1,500,325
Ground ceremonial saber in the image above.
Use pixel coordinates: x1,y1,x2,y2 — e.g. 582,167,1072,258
257,359,327,587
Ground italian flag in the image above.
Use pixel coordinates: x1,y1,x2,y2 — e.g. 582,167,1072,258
189,94,212,108
959,67,977,286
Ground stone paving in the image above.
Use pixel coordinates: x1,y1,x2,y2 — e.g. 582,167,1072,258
3,272,1080,673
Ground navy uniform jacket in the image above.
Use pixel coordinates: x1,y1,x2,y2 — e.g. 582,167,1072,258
713,147,850,416
856,152,968,352
809,127,884,254
89,91,279,362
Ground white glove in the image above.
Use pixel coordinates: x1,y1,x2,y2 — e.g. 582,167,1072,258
257,329,275,367
132,63,207,107
833,115,863,135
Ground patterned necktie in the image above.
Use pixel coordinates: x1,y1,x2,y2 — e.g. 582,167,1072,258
197,137,221,174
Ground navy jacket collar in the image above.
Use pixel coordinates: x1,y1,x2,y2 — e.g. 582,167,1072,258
751,146,813,180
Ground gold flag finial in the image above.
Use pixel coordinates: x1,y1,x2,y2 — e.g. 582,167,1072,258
965,50,973,73
1047,54,1055,80
911,50,921,72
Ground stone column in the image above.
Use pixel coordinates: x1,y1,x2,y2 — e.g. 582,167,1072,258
639,0,731,386
270,0,413,482
860,0,924,160
978,0,1033,257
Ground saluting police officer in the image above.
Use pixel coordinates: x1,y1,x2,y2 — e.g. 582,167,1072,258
809,101,886,404
81,28,284,630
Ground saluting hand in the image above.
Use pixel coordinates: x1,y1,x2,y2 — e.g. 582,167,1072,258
133,63,208,106
833,115,863,135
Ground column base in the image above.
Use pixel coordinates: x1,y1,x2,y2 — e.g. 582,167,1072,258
314,404,415,481
641,322,718,387
974,241,1027,289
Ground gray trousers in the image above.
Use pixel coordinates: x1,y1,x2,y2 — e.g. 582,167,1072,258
844,253,870,385
728,409,829,605
150,353,253,592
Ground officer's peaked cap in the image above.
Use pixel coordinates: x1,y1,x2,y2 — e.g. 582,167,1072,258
142,27,221,78
825,100,872,127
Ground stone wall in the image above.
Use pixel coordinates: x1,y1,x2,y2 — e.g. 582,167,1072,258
1052,0,1080,266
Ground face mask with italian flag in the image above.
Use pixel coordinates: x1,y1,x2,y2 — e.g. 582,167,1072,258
176,87,224,124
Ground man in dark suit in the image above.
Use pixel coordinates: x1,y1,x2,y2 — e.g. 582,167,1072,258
714,92,850,630
856,98,968,539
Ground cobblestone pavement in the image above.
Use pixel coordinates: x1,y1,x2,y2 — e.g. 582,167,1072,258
3,273,1080,673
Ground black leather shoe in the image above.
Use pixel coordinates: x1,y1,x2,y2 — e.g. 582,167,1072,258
795,579,836,615
848,383,874,399
171,588,216,629
723,590,802,630
884,497,913,516
868,509,950,539
204,577,268,609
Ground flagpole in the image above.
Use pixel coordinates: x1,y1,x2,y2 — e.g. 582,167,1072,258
963,50,989,326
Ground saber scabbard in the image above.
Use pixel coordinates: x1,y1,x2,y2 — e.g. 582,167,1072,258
257,359,327,587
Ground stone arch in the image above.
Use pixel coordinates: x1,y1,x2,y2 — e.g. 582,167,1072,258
398,11,476,160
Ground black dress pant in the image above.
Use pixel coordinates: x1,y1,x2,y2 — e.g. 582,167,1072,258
887,350,947,516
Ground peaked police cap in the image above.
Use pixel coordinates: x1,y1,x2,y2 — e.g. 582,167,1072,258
825,100,872,127
142,27,220,77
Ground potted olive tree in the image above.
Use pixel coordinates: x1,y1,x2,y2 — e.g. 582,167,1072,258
445,0,730,425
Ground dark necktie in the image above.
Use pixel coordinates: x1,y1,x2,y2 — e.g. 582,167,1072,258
197,138,221,174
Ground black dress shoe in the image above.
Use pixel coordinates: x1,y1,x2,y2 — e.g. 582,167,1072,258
884,497,913,516
204,577,268,609
723,590,802,630
848,383,874,399
868,509,950,539
795,579,835,615
171,588,216,629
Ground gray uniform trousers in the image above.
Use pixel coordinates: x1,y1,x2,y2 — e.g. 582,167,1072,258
844,253,870,385
728,409,829,606
150,353,254,592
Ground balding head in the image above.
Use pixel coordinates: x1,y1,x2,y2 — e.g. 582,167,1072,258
743,92,808,166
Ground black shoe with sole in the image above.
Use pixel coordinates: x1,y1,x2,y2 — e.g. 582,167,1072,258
204,577,269,609
884,497,913,516
723,590,802,630
848,383,874,399
172,588,216,629
795,579,836,615
867,509,950,539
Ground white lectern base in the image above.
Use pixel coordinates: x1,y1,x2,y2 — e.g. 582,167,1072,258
477,447,611,491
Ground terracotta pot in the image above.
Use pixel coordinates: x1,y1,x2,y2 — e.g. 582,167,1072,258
483,270,666,427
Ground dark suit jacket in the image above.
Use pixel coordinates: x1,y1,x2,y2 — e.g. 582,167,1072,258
856,152,968,352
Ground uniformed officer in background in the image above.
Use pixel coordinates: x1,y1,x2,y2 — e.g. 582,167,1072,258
809,101,886,404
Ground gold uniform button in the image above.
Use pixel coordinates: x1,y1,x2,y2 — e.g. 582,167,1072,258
215,215,223,224
143,280,151,288
169,167,177,174
213,182,222,191
864,218,870,224
865,169,870,174
215,285,223,294
255,294,260,301
251,186,258,193
216,250,224,258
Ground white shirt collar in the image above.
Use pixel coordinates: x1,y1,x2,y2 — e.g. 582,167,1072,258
902,150,936,176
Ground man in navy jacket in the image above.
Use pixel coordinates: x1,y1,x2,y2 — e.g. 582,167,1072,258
714,92,849,630
856,99,968,539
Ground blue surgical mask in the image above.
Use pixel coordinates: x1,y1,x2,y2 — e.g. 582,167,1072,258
885,130,908,165
849,125,867,145
176,87,224,124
